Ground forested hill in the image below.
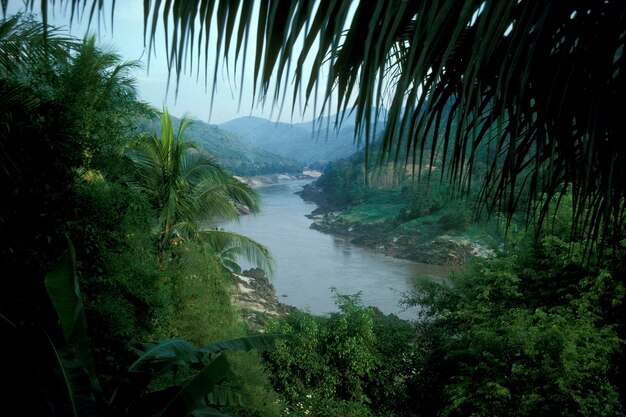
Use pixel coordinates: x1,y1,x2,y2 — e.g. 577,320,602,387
137,115,304,176
219,113,376,164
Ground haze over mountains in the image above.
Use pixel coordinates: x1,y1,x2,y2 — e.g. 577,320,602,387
219,112,384,164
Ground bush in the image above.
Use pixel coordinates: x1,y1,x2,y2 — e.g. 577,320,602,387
437,211,470,231
263,292,417,416
405,224,626,417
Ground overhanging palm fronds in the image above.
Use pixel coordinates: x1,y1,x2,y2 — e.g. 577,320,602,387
24,0,626,245
148,0,626,245
0,12,77,74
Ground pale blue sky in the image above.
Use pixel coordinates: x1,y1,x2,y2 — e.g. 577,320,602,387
5,1,323,124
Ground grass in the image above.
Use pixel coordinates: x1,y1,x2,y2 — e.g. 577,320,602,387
332,189,503,249
340,202,407,224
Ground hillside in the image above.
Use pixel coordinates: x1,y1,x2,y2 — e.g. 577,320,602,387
219,114,378,164
136,115,304,176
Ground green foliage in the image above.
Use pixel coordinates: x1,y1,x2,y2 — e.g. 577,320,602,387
399,184,448,221
211,352,284,417
437,210,470,232
155,241,242,345
0,13,284,417
264,292,416,417
315,159,367,208
36,0,625,248
115,334,289,416
405,205,626,417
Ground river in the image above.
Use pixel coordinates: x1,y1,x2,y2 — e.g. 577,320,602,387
220,179,453,320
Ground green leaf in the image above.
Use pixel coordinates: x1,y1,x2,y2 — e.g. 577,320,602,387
199,334,291,355
129,339,204,374
206,384,243,407
161,354,231,417
191,406,232,417
44,238,99,389
42,331,98,417
45,238,80,342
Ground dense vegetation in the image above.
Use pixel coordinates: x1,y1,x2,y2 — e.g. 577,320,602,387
0,14,282,417
3,1,626,416
301,141,499,265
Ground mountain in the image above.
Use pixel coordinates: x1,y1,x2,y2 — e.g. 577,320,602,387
136,116,304,176
219,112,387,164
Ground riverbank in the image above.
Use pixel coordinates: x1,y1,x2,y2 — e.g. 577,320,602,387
232,268,299,331
298,183,497,266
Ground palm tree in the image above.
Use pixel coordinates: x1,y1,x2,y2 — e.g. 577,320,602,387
19,0,626,245
125,107,273,271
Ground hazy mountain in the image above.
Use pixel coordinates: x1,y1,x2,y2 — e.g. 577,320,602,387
136,116,304,176
219,111,386,164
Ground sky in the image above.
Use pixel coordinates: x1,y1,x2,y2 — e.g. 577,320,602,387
5,1,320,124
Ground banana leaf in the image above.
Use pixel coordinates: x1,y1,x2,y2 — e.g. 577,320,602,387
44,237,99,390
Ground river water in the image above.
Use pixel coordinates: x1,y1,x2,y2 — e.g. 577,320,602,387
220,179,453,320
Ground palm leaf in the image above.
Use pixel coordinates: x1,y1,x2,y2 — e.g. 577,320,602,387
0,13,77,73
126,107,264,261
201,229,274,275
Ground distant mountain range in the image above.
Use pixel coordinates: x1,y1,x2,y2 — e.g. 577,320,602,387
135,109,387,175
219,110,387,164
136,116,304,176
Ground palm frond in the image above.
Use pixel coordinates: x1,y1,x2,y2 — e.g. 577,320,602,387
202,229,274,275
0,13,77,74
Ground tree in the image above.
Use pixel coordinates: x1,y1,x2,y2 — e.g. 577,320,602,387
0,13,145,324
125,107,273,271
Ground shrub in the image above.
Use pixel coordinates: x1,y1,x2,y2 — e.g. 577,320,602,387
437,210,470,231
264,292,417,416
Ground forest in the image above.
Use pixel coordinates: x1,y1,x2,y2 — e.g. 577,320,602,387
1,1,625,416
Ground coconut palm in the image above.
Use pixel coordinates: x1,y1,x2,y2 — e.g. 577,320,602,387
0,13,78,178
126,107,273,271
20,0,626,245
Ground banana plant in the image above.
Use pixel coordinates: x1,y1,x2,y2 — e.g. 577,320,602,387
117,335,291,417
40,238,289,417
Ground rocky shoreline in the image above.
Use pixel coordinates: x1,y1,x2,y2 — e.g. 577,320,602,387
232,268,298,331
306,213,494,266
